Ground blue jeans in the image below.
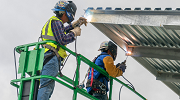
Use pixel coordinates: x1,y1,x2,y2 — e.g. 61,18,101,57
93,93,108,100
37,52,59,100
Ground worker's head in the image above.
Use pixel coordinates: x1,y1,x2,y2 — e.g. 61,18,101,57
98,41,117,61
52,1,77,24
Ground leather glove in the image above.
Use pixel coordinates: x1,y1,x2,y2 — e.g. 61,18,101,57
116,63,126,73
72,17,87,28
70,27,81,37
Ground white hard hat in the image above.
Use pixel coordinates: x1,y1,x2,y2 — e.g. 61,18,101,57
98,41,117,61
98,41,109,51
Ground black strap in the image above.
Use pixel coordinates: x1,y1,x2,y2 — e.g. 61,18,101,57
43,52,55,66
86,74,107,88
94,90,106,95
86,79,102,88
86,79,106,95
42,44,61,61
58,57,63,77
42,51,64,78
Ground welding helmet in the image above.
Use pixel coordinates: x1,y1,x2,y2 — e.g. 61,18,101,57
52,1,77,24
98,41,117,61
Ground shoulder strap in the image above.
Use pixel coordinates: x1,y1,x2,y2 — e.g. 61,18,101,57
41,19,56,41
41,16,62,41
93,53,108,63
88,53,109,74
88,53,106,73
89,53,108,87
95,53,109,83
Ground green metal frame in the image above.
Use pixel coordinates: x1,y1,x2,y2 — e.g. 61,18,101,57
10,40,147,100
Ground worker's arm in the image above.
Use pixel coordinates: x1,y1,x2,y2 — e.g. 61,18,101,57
64,24,73,33
103,56,123,78
52,20,75,45
65,17,87,32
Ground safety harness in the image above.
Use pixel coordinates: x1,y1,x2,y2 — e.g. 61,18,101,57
43,44,61,62
86,54,108,95
40,17,65,77
86,75,107,95
41,16,68,58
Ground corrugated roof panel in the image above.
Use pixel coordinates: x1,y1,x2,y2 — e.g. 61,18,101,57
107,24,180,48
165,8,172,10
115,8,122,10
105,7,112,10
85,7,180,96
176,8,180,10
96,7,103,10
144,8,151,10
134,8,141,10
155,8,161,10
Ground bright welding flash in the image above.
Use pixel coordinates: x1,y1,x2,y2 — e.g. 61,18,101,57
84,10,93,22
126,47,133,56
126,51,132,56
86,15,92,22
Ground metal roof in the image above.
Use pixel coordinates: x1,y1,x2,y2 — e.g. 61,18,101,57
84,7,180,96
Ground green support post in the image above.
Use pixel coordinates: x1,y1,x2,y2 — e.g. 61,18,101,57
109,78,113,100
11,40,147,100
29,44,39,100
29,79,35,100
18,80,23,100
21,46,28,78
18,46,28,100
73,54,81,100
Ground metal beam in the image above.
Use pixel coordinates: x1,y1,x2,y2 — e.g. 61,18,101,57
126,46,180,60
156,71,180,83
157,72,180,96
164,25,180,30
90,10,180,27
133,57,180,96
92,23,128,52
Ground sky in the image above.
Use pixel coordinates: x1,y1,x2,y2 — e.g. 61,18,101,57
1,0,180,100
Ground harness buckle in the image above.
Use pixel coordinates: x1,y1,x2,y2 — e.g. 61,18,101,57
99,83,106,91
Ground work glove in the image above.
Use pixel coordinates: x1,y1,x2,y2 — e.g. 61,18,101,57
72,17,87,28
70,27,81,37
116,63,126,73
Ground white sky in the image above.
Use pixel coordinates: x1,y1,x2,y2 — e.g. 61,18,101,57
1,0,180,100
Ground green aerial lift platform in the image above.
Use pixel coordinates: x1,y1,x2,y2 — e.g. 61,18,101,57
10,40,146,100
10,6,180,99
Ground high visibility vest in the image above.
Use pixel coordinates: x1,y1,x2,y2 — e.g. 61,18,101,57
41,16,67,58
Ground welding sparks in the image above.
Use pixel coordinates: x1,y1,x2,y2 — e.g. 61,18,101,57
126,51,132,55
84,9,93,22
86,15,92,22
126,47,133,56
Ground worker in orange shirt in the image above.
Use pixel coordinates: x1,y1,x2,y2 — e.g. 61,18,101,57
86,41,126,100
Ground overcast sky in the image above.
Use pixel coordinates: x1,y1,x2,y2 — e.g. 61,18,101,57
1,0,180,100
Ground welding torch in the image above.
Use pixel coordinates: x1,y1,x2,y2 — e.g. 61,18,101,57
74,16,88,27
116,56,128,72
121,56,128,65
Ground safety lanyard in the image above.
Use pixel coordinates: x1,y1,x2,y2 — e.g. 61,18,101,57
90,68,94,87
89,53,107,87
